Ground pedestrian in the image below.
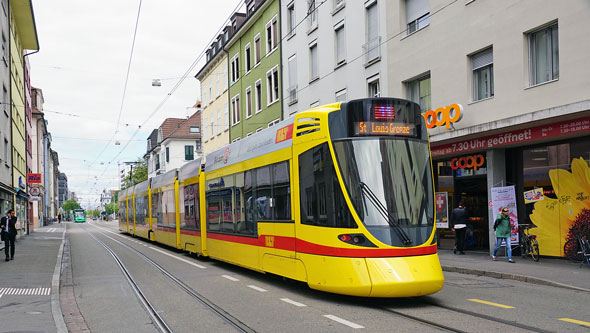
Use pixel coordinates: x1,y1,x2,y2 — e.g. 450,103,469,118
450,201,469,255
492,207,515,263
57,212,61,224
0,209,17,261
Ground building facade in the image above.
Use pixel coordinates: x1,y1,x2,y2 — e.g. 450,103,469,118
31,87,48,228
9,0,38,233
0,0,12,217
58,172,68,207
145,109,203,179
280,0,388,117
383,0,590,257
196,27,230,157
226,0,282,142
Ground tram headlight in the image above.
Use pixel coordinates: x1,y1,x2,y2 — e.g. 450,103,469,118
339,234,352,242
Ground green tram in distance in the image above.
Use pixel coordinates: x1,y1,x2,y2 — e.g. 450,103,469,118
74,209,86,223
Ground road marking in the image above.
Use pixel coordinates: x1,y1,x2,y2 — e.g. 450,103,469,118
247,285,267,292
559,318,590,327
148,247,206,269
468,299,514,309
222,275,239,282
280,298,306,307
323,315,364,329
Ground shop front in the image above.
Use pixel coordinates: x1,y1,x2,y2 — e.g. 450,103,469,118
431,115,590,257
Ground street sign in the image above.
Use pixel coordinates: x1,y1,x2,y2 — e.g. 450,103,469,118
30,187,41,196
27,173,42,183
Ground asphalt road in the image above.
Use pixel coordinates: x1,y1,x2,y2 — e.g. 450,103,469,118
66,220,590,332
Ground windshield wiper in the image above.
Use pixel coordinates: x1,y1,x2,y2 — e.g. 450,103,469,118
359,182,413,245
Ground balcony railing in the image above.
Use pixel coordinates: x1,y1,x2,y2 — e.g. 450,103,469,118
287,85,298,105
363,36,381,66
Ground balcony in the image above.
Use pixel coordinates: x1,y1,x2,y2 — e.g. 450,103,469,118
287,85,298,106
363,36,381,66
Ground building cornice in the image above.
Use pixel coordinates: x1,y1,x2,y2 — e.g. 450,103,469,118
225,0,273,51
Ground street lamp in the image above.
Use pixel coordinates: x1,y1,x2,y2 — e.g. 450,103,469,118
123,161,141,187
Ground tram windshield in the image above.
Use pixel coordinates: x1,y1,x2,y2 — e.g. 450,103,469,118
332,138,434,247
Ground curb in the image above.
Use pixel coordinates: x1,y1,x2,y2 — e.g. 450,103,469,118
51,224,68,333
442,265,590,293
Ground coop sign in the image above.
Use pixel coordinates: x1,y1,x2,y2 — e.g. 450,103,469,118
450,154,485,171
423,104,463,130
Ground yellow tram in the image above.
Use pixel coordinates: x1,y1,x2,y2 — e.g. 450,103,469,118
118,98,444,297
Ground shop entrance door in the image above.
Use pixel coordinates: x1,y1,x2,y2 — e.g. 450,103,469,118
455,176,489,251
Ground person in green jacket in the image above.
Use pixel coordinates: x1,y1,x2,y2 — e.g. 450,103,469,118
492,207,515,262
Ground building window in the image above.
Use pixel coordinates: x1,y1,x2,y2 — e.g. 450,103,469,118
203,116,208,141
224,103,229,130
309,42,318,81
209,81,213,102
288,55,297,105
223,67,228,90
287,2,296,35
307,0,318,30
266,65,279,105
231,95,240,125
310,100,320,108
333,0,345,11
185,145,194,161
245,43,251,73
256,128,263,133
406,0,430,35
216,72,220,97
217,109,221,135
210,119,214,140
407,74,431,111
364,1,380,65
268,118,280,127
254,33,261,65
1,33,7,63
529,23,559,86
255,80,262,113
471,47,494,101
334,22,345,66
166,147,170,163
266,16,278,55
368,75,380,97
231,53,240,84
196,139,201,152
246,86,252,118
335,88,347,102
190,126,200,133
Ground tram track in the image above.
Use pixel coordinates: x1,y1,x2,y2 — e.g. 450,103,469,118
376,298,553,333
83,223,256,333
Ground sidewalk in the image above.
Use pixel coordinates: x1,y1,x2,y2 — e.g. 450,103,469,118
439,249,590,292
0,224,66,332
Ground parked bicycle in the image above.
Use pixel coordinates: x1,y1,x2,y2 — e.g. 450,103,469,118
518,224,540,262
563,226,590,267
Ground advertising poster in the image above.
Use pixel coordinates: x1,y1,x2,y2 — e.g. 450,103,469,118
435,192,448,228
530,158,590,257
491,186,519,245
523,188,544,204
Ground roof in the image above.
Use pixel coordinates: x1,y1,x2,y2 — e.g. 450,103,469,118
164,109,201,140
12,0,39,50
146,129,158,153
160,118,185,140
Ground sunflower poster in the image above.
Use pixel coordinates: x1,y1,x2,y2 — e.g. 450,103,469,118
529,158,590,257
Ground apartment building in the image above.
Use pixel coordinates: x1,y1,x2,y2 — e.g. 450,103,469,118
196,27,231,158
383,0,590,257
0,0,11,216
226,0,283,142
281,0,388,116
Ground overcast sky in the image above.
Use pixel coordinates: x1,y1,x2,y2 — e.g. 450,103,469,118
29,0,242,209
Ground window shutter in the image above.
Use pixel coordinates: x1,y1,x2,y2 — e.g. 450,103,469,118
406,0,429,23
472,48,493,70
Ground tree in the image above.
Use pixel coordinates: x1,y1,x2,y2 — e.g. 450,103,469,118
105,203,118,215
122,158,148,189
62,199,81,212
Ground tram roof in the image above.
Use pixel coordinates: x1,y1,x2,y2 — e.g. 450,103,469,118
205,116,295,172
178,157,202,181
133,179,149,194
151,168,177,190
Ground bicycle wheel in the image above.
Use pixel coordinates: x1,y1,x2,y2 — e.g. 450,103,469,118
530,238,540,262
564,238,583,262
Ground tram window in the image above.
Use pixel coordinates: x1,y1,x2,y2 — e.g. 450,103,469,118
207,195,222,231
241,170,256,235
221,190,234,232
273,161,291,220
135,196,146,224
152,192,163,225
182,184,199,229
299,143,357,228
256,166,272,220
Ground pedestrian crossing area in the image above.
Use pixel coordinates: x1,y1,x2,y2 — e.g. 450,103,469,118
42,228,62,233
0,287,51,296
